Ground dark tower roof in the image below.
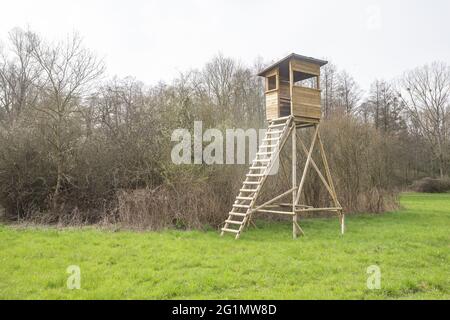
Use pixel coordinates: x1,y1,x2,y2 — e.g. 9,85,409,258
258,53,328,77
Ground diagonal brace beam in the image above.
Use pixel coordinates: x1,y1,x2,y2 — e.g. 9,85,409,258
295,124,319,205
297,137,339,207
317,132,341,208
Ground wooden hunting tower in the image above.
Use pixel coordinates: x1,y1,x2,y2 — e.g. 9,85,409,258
259,53,326,122
221,53,344,239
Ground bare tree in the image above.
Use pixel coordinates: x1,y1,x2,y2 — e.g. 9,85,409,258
364,80,405,132
0,28,40,126
321,61,338,118
400,62,450,178
336,70,362,114
203,54,235,117
30,33,104,209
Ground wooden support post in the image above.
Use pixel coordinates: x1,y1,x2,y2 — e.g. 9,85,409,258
289,60,294,116
340,212,345,235
292,124,298,238
289,60,297,238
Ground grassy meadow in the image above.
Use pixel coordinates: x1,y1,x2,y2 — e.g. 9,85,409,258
0,193,449,299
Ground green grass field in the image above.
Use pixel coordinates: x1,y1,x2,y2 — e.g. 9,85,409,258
0,193,449,300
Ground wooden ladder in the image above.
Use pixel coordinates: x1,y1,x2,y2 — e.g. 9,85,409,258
221,116,293,239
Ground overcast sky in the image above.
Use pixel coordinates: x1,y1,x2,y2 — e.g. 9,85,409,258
1,0,449,93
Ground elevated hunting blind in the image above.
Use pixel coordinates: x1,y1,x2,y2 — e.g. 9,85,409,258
221,53,344,239
259,53,326,122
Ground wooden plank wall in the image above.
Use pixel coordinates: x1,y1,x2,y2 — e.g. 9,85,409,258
293,87,320,105
265,91,279,120
292,86,321,119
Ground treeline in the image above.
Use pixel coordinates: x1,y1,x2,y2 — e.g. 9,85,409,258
0,28,448,228
321,61,450,179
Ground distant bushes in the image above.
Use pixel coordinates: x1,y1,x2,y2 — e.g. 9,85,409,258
0,88,403,229
411,177,450,193
0,117,402,228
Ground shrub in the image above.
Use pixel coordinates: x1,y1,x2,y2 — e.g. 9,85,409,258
411,177,450,193
103,173,237,230
318,116,401,213
0,125,54,219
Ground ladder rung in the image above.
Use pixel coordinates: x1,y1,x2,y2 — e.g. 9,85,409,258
267,130,283,135
259,148,276,151
263,137,279,141
225,220,243,225
221,228,239,234
268,123,286,129
240,189,257,192
270,116,290,125
229,212,246,217
257,152,273,155
236,196,253,200
233,204,250,208
243,181,260,185
254,159,270,162
246,174,264,177
250,166,267,170
270,116,292,123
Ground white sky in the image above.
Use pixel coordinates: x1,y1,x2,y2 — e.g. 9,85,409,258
1,0,449,93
